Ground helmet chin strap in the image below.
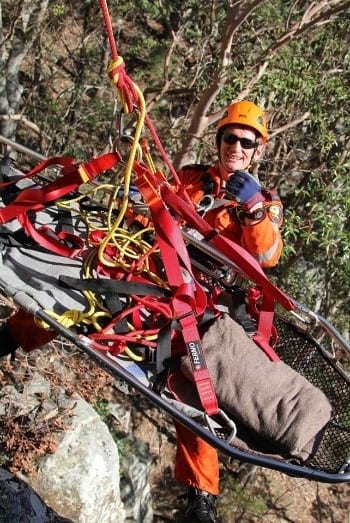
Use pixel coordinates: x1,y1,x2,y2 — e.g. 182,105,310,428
247,145,259,170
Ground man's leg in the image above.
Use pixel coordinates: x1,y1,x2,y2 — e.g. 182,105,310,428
174,421,218,522
0,309,56,357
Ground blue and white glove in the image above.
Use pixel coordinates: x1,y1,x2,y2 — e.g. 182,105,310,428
226,170,265,210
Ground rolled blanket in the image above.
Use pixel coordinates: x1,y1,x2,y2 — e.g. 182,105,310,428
180,314,332,462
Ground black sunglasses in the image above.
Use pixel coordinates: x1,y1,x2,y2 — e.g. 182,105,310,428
221,131,258,150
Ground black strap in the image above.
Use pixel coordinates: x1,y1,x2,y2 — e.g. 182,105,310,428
59,275,170,297
152,321,182,394
200,172,216,195
0,229,37,248
228,285,257,334
59,275,171,335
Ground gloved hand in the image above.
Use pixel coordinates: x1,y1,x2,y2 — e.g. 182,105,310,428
226,170,265,210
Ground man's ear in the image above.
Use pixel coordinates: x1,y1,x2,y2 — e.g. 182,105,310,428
254,142,265,159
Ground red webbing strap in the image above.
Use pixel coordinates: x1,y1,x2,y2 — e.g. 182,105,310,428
135,168,219,415
160,184,294,310
159,183,295,361
18,216,85,257
0,156,75,189
246,286,279,349
0,152,122,223
177,312,219,416
0,156,76,221
0,152,122,257
157,222,219,416
252,293,280,362
0,173,80,223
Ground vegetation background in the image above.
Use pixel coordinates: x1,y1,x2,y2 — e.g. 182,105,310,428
0,1,349,520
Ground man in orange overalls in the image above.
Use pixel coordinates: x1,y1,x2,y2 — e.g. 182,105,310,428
173,100,283,522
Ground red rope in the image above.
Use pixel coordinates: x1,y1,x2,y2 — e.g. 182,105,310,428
99,0,118,60
97,0,190,194
144,114,182,185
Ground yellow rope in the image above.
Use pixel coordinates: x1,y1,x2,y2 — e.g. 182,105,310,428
97,84,147,266
38,56,167,357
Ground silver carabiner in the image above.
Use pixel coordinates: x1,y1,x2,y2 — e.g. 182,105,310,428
197,194,215,213
204,409,237,445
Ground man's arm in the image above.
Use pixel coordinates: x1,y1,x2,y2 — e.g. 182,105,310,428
240,191,283,268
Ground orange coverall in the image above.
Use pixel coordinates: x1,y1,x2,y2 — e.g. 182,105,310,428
173,162,283,495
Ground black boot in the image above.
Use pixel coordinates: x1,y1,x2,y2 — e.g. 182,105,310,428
184,487,217,522
0,322,19,359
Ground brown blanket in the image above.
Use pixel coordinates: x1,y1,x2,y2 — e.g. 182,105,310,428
180,314,332,461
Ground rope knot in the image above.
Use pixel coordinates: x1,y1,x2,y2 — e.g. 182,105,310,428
107,56,125,86
107,56,138,113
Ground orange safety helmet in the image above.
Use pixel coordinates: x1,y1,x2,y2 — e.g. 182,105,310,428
216,100,268,143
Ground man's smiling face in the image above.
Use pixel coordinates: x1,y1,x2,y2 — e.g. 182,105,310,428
218,124,264,180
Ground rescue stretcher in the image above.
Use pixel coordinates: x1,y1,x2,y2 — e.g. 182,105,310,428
0,139,349,484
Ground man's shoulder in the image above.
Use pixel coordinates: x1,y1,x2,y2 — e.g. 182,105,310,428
262,187,282,202
177,164,213,186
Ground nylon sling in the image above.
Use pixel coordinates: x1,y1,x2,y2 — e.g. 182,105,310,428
135,165,220,416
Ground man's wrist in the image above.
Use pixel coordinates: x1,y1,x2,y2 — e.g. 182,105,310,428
243,191,265,211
